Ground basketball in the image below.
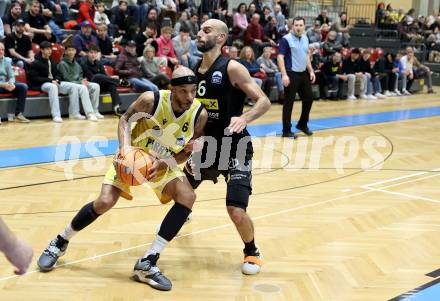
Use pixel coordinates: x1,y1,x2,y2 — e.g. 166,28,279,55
115,148,154,186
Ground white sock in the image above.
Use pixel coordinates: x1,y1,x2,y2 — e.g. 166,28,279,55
60,223,77,241
144,235,168,258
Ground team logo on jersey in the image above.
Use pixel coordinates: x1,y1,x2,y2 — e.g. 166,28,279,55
198,98,219,110
211,71,222,84
176,135,186,146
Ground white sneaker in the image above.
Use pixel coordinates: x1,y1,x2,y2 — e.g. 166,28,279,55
95,112,105,119
347,95,357,100
384,90,392,96
367,94,377,100
87,114,98,122
242,249,263,275
53,116,63,123
402,89,411,96
7,113,15,122
394,90,402,96
69,114,86,120
375,93,386,99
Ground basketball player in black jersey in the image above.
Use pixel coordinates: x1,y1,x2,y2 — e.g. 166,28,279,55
184,19,271,275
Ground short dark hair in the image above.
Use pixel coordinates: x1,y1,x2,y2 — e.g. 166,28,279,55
180,23,190,33
293,16,305,24
351,48,360,54
87,44,100,52
39,41,51,49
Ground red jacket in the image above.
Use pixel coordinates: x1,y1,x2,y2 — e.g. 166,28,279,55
77,2,96,30
156,35,176,59
244,23,267,45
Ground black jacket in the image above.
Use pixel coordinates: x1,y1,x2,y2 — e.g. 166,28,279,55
80,58,106,81
28,54,60,90
342,57,361,74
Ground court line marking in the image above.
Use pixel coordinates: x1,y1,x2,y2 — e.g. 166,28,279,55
1,170,439,282
361,168,440,188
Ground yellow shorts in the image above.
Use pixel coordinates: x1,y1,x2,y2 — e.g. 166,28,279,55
103,164,185,204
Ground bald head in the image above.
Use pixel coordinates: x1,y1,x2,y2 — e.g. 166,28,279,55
197,19,228,52
202,19,228,36
172,66,195,79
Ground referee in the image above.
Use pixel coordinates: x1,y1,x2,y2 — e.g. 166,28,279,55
277,16,316,138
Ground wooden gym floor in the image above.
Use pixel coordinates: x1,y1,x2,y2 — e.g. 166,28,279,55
0,93,439,301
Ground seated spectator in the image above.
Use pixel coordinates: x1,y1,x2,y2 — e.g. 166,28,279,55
244,13,276,57
371,52,389,98
2,2,23,36
382,52,401,95
342,48,368,100
188,11,199,40
228,46,239,60
316,9,330,25
96,23,117,65
246,3,257,23
0,41,30,124
111,0,139,43
307,21,322,49
359,51,378,99
264,16,282,44
80,45,122,116
260,6,272,28
322,31,342,58
23,0,54,44
321,23,330,41
173,11,191,37
156,26,178,68
4,19,34,69
58,43,102,121
141,7,160,34
172,24,200,69
232,3,248,40
257,46,284,100
73,21,98,57
115,40,159,92
135,22,158,57
39,0,66,42
322,52,346,100
215,0,232,27
330,12,352,47
375,2,386,27
94,2,110,26
139,45,170,89
158,0,177,25
77,0,96,30
271,4,286,32
239,46,267,105
28,41,82,123
401,46,435,94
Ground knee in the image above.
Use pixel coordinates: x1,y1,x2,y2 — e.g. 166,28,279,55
227,206,246,225
177,189,196,208
94,193,118,214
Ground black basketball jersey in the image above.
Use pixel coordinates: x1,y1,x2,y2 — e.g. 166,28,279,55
196,55,247,140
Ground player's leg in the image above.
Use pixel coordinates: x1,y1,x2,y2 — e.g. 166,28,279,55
37,184,122,271
132,176,195,291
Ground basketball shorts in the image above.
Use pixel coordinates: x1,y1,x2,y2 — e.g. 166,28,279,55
183,142,253,210
103,163,186,204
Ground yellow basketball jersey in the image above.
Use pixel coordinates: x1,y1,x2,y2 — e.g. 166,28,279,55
131,90,202,159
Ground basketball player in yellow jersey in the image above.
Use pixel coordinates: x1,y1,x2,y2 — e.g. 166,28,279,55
37,67,208,291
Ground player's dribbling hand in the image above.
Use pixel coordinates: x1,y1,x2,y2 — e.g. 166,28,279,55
4,238,33,275
228,116,247,134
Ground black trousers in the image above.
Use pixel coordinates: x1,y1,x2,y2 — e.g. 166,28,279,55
91,74,121,108
283,71,313,133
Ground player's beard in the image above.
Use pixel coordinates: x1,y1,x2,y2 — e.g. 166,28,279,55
197,37,217,53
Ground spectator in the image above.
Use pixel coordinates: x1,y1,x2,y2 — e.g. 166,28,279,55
247,3,257,23
341,48,368,100
401,46,435,94
321,23,330,41
239,45,267,104
135,22,158,57
245,13,276,57
264,16,282,44
28,41,82,123
80,44,122,116
58,43,102,121
172,24,200,69
322,52,346,100
23,0,54,44
156,26,178,67
173,11,191,37
271,4,285,32
215,0,232,27
198,0,219,19
232,3,248,39
359,51,378,99
322,31,343,58
316,9,330,25
188,11,199,39
2,2,22,36
378,52,399,96
4,19,34,69
257,46,284,100
72,21,98,57
371,53,389,98
228,45,239,60
77,0,96,30
261,6,272,28
158,0,177,25
139,45,170,89
141,7,160,34
115,40,159,92
375,2,386,27
39,0,66,42
0,41,30,124
392,52,404,95
111,0,139,43
94,2,110,26
96,23,117,64
330,12,352,47
307,21,322,49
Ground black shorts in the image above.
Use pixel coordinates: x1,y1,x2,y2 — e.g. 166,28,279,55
184,141,253,210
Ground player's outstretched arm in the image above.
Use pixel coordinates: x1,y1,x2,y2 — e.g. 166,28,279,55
118,92,156,152
227,60,271,133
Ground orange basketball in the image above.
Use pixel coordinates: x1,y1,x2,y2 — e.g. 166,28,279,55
116,148,154,186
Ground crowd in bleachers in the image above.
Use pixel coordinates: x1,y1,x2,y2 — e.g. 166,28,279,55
0,0,438,125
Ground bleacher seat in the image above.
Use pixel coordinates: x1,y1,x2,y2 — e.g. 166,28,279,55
103,65,132,93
